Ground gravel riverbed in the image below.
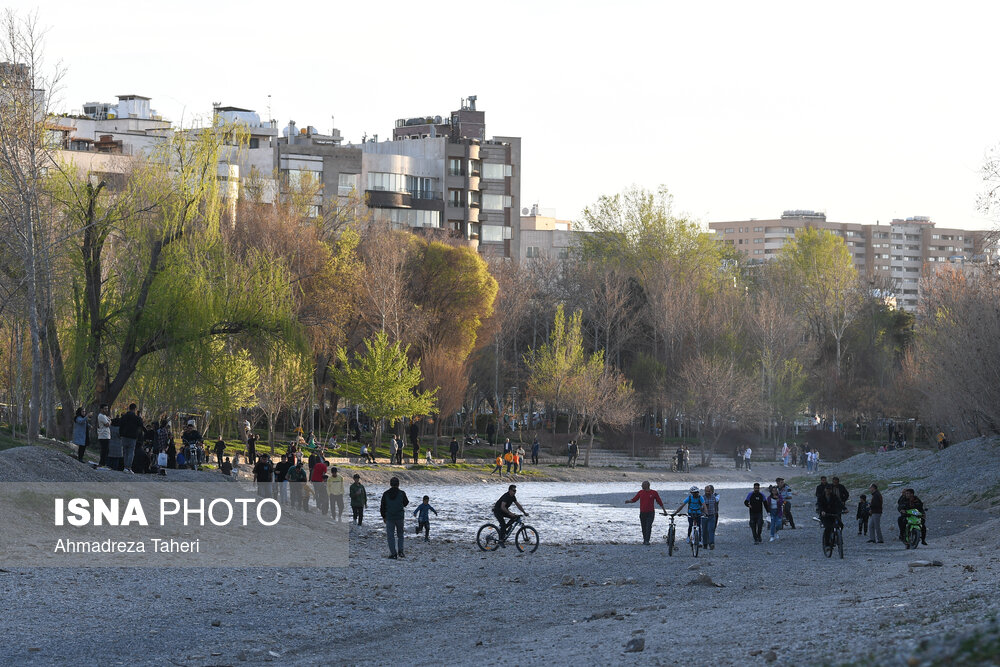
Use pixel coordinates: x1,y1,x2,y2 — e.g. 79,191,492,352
2,439,998,666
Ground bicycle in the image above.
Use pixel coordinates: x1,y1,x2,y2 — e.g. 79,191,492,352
903,509,923,550
476,515,540,553
663,512,678,556
821,514,844,559
688,514,702,557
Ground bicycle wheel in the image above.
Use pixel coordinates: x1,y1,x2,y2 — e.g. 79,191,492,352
823,532,833,558
691,527,701,557
476,523,501,552
515,525,540,553
837,529,844,559
667,526,675,557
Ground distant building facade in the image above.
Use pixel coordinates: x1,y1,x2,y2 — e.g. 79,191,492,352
709,210,999,311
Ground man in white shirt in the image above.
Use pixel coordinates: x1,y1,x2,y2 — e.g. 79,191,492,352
743,447,752,472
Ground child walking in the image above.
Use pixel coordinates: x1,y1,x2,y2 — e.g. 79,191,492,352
857,494,871,536
490,455,503,477
413,495,438,541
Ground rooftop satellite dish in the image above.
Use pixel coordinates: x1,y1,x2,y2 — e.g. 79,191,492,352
521,207,530,215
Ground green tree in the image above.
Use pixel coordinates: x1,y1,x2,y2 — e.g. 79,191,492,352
44,124,297,436
523,304,585,437
777,227,859,379
333,331,437,452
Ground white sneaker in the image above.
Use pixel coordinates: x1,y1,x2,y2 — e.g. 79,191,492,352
769,537,775,542
774,533,779,540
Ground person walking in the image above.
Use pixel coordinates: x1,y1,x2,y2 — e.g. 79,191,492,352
288,460,308,511
310,456,329,515
516,446,525,473
72,407,89,462
412,495,438,542
743,447,752,472
744,483,767,544
449,437,459,464
409,419,420,465
764,486,783,542
504,450,515,475
776,477,796,529
702,484,719,550
856,494,871,536
349,474,368,525
867,483,884,543
380,477,409,558
326,466,345,521
531,437,540,465
96,404,112,467
781,442,790,467
213,437,226,468
490,455,503,477
733,445,742,470
625,481,665,545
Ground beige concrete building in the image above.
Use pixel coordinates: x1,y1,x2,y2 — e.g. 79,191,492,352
709,210,999,311
518,205,577,262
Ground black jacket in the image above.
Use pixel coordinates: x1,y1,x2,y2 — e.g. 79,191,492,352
833,484,850,504
744,491,766,514
869,490,883,513
118,411,144,440
380,487,409,521
817,493,845,517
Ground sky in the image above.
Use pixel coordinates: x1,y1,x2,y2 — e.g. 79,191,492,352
9,0,1000,230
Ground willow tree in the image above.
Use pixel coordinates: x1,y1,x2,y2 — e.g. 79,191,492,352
333,331,437,453
45,123,297,435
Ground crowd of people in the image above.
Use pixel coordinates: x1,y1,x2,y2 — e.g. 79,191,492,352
623,476,928,553
71,404,211,475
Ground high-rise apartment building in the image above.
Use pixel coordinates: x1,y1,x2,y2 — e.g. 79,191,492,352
709,210,999,311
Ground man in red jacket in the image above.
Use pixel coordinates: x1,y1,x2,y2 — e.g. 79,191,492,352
625,481,666,545
310,458,329,515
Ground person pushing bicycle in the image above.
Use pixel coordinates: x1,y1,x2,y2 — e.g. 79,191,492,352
674,486,704,544
494,484,529,543
817,484,845,548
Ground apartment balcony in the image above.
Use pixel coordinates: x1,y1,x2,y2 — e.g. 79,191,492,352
366,189,441,209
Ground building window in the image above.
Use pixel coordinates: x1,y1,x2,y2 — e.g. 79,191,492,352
480,224,503,243
753,238,763,244
448,159,463,176
368,172,405,193
526,246,541,258
725,228,735,234
338,173,359,196
448,189,463,206
482,193,510,210
482,162,510,179
373,208,441,228
285,169,322,191
753,226,764,232
557,248,570,259
469,159,481,176
249,138,260,149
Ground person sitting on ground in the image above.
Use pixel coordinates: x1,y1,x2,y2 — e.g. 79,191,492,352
220,456,233,476
674,486,705,544
818,484,845,548
493,484,528,544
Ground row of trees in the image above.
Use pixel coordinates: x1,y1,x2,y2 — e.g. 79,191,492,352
2,12,997,459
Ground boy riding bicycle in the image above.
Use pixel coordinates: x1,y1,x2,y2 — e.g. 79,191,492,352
674,486,705,544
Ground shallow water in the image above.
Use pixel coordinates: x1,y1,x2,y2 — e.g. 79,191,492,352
392,480,760,545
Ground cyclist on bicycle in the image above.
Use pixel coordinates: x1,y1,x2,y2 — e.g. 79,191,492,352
493,484,528,543
674,486,704,544
817,484,845,548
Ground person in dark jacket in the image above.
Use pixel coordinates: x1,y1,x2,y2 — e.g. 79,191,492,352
253,454,274,498
897,488,927,545
817,484,846,548
531,437,540,465
409,420,420,464
449,437,460,464
744,482,767,544
72,408,89,462
831,477,850,504
380,477,410,558
118,404,144,473
213,438,226,467
867,484,884,543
